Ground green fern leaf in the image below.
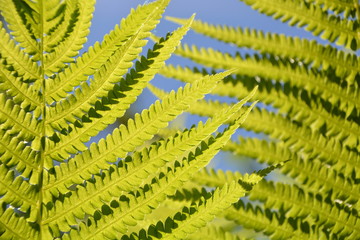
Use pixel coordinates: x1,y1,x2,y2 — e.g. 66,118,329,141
0,208,38,240
157,65,359,178
164,0,360,238
124,164,281,240
187,225,246,240
44,85,254,200
0,165,38,212
249,181,360,238
0,130,40,180
171,45,359,113
240,0,359,50
43,0,75,52
166,17,360,85
0,22,40,82
43,0,95,74
224,200,320,239
62,104,255,238
45,15,196,157
0,0,265,238
224,137,360,210
0,0,40,56
0,94,41,140
45,0,170,102
159,65,360,148
309,0,358,17
43,70,237,198
0,63,41,114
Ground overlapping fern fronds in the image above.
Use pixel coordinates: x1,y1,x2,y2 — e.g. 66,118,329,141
0,0,272,239
160,0,360,238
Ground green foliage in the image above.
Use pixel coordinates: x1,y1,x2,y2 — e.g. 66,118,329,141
0,0,269,239
162,0,360,239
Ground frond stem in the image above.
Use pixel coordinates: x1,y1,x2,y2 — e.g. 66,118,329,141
38,1,45,239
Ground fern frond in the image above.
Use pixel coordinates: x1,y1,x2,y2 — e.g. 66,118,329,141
0,130,40,180
162,65,360,147
45,0,170,102
63,113,254,237
124,165,278,240
187,225,245,240
163,0,360,238
43,70,235,191
242,108,360,177
169,186,212,203
0,0,40,56
224,138,360,209
44,88,256,201
0,61,41,113
307,0,357,17
43,0,95,74
16,0,40,35
248,181,360,238
0,22,40,82
179,99,360,178
171,99,233,123
122,184,248,240
158,182,250,239
0,0,273,238
224,200,319,239
166,18,360,84
43,0,74,51
190,168,244,188
41,0,66,36
43,24,205,165
172,45,359,111
44,45,166,156
0,165,37,212
0,208,38,240
0,94,40,141
240,0,359,50
147,84,246,125
46,15,194,139
218,107,360,179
